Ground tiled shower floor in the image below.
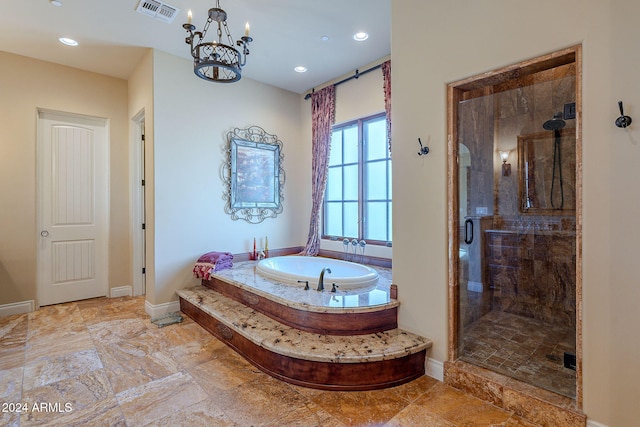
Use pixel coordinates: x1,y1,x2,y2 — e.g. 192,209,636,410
459,310,577,399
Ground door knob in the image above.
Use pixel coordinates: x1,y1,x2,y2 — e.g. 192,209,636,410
40,230,49,237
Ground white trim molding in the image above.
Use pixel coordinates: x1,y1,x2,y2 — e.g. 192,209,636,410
0,300,35,317
130,109,146,297
145,299,181,319
110,286,133,298
426,358,444,381
587,420,609,427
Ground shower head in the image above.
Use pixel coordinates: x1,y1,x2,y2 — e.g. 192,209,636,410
543,112,566,131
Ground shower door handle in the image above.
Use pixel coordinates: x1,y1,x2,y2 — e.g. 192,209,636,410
464,219,474,244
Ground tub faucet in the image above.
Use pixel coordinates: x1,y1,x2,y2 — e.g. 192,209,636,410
317,267,332,291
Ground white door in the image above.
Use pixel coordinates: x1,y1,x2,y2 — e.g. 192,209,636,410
37,110,109,306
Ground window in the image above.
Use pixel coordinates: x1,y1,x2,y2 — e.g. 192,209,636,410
323,113,392,245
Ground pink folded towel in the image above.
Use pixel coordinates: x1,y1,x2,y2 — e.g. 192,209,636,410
193,251,233,279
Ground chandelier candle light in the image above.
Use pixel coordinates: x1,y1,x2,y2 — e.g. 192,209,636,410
183,0,253,83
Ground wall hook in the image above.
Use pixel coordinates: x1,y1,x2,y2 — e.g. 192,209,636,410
615,101,632,128
418,137,430,156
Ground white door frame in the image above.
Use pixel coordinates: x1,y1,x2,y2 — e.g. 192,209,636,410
36,108,110,307
131,109,146,296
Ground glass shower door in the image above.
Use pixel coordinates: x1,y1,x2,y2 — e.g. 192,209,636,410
454,71,578,399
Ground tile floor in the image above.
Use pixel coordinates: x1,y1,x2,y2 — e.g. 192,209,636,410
459,310,576,399
1,296,543,426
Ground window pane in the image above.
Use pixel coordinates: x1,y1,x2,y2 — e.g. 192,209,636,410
324,114,392,244
343,125,359,164
388,202,393,242
344,202,358,238
326,167,343,201
365,160,388,200
329,129,342,166
343,165,358,200
388,162,392,198
365,201,388,241
364,117,387,161
325,202,342,236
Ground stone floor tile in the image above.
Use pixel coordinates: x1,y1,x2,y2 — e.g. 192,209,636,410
22,348,103,391
308,387,409,426
116,370,208,426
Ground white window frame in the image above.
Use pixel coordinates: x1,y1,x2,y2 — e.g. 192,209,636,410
322,112,392,246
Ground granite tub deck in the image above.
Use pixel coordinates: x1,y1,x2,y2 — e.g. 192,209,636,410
176,260,431,391
198,260,400,335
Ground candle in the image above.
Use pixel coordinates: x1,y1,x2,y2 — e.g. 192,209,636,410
245,22,250,37
187,10,192,24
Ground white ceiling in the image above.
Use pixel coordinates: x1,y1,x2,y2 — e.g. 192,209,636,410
0,0,391,94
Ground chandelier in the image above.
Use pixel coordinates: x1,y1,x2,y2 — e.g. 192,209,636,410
182,0,253,83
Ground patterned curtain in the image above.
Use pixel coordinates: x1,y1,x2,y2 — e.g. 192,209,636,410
382,60,392,155
300,85,336,256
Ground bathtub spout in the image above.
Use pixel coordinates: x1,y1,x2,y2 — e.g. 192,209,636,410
317,267,332,291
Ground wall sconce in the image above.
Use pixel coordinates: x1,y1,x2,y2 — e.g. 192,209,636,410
499,150,511,176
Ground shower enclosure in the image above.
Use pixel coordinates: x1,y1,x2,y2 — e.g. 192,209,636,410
448,47,581,401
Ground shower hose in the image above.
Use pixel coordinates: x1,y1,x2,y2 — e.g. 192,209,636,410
550,129,564,209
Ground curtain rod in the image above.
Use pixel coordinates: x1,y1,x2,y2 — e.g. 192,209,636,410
303,63,383,100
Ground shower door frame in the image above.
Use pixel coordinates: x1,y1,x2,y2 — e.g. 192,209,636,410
446,45,583,407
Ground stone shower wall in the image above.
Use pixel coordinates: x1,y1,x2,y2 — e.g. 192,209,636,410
485,229,576,327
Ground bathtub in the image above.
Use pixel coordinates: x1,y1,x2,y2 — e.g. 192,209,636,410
256,256,379,290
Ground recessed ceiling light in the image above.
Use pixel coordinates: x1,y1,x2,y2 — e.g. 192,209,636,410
353,32,369,42
59,37,78,46
320,35,329,41
294,66,307,73
49,0,63,6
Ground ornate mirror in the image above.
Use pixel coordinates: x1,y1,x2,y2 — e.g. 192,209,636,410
222,126,285,223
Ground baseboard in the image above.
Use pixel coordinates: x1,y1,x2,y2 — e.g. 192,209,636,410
426,357,444,381
144,299,181,319
110,286,133,298
467,281,483,293
0,300,35,317
587,420,609,427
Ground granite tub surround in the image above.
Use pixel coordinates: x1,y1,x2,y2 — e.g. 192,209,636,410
208,259,397,313
178,286,427,364
178,285,431,390
202,259,399,335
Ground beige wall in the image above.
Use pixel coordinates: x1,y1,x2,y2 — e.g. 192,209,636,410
0,51,131,306
391,0,640,425
149,50,307,304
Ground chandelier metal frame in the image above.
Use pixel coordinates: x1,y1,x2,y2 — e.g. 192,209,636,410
183,0,253,83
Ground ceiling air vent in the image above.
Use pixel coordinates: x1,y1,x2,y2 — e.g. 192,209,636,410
136,0,180,24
